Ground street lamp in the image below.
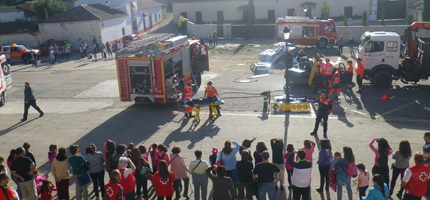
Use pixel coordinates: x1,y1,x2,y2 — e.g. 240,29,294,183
303,6,308,13
105,0,110,6
283,25,291,104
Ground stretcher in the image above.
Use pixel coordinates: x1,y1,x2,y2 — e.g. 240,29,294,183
181,98,225,123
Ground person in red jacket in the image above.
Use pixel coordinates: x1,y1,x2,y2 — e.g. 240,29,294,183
152,160,175,200
118,157,136,200
106,170,124,200
322,58,334,88
329,66,343,100
401,153,430,200
182,80,194,118
356,58,365,93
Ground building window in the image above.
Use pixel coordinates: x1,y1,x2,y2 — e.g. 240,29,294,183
180,12,187,18
159,14,161,19
217,11,224,23
122,28,125,36
196,11,202,24
268,10,275,21
287,9,295,16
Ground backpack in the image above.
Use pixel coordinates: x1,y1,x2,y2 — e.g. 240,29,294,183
156,152,166,166
109,154,121,171
378,153,388,167
345,162,357,178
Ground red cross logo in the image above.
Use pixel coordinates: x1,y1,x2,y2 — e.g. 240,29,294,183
419,172,428,182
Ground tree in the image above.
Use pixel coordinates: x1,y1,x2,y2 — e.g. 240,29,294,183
321,2,331,20
205,19,212,24
0,0,19,6
248,0,255,25
177,16,187,33
343,16,348,26
362,11,368,26
407,14,413,25
293,10,298,16
380,9,385,26
33,0,67,20
423,0,430,21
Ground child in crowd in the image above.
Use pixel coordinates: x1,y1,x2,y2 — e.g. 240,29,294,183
39,179,55,200
423,132,430,163
0,165,5,176
333,151,347,185
283,144,295,190
139,145,148,160
106,169,124,200
48,144,57,165
298,140,315,163
126,143,135,158
357,163,370,200
0,156,7,174
49,50,55,64
149,143,158,173
138,157,152,200
34,170,48,191
209,148,218,174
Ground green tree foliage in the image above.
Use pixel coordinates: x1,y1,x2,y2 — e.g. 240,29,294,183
177,16,187,33
321,2,331,20
0,0,19,6
343,16,348,26
33,0,67,20
423,0,430,21
205,19,212,24
380,9,385,26
407,15,413,25
293,10,298,16
362,11,368,26
248,0,255,25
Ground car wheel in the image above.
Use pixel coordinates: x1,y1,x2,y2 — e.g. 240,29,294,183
0,93,5,107
23,56,31,64
372,70,392,88
317,39,328,49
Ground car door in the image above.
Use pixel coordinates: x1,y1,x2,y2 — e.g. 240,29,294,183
361,40,385,69
10,47,21,59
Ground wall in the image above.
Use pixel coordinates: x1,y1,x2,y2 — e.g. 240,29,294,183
186,20,217,38
136,6,163,34
0,11,25,22
336,25,408,43
100,16,130,44
0,33,39,47
173,0,370,24
38,21,102,51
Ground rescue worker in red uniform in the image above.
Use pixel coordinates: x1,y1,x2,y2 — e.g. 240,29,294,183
105,169,125,200
401,153,430,200
313,58,325,93
329,66,343,100
356,58,365,93
346,61,354,90
182,80,194,118
322,58,334,89
310,89,333,138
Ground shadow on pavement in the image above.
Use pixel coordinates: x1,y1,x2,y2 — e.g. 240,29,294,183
0,118,38,137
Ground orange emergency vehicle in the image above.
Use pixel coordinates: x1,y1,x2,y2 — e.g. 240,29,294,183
115,35,209,103
276,16,337,48
0,44,39,64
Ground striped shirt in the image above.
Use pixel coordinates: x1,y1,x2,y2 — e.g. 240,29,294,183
188,159,209,175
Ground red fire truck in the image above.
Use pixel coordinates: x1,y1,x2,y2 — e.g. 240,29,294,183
275,16,337,48
115,35,209,103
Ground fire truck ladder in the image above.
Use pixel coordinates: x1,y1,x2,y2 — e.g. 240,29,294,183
118,35,174,55
118,58,130,101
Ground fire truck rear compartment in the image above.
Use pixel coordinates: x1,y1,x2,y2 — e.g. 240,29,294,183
130,66,151,95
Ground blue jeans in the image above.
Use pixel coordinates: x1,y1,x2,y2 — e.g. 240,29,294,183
11,175,22,199
337,174,352,200
258,182,276,200
350,45,354,55
192,174,208,200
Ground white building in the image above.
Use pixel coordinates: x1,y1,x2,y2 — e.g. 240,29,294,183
37,4,129,51
0,7,25,22
136,0,164,34
172,0,370,24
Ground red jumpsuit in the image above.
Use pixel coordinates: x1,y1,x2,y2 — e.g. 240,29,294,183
183,85,194,113
322,62,333,87
329,70,341,96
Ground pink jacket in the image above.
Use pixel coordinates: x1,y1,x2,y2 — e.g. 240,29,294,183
369,138,393,167
169,153,188,179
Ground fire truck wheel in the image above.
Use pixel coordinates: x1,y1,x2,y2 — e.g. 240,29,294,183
0,93,5,107
317,39,328,49
372,70,392,88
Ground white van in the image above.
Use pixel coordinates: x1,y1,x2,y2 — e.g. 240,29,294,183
0,54,12,106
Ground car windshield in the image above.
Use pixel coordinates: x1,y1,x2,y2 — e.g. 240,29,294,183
17,45,27,50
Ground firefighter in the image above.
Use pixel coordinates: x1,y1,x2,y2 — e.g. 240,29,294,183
182,80,194,118
322,58,334,89
296,49,305,61
313,58,324,93
346,60,354,90
356,58,364,93
310,89,333,138
329,66,343,100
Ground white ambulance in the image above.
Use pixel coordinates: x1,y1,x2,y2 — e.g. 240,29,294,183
0,54,12,106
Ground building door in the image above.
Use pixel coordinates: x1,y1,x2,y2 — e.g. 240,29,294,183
344,6,353,18
268,10,275,22
217,11,224,24
196,11,202,24
306,7,312,18
377,0,406,19
243,9,249,23
143,17,146,31
149,14,153,27
287,9,295,16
